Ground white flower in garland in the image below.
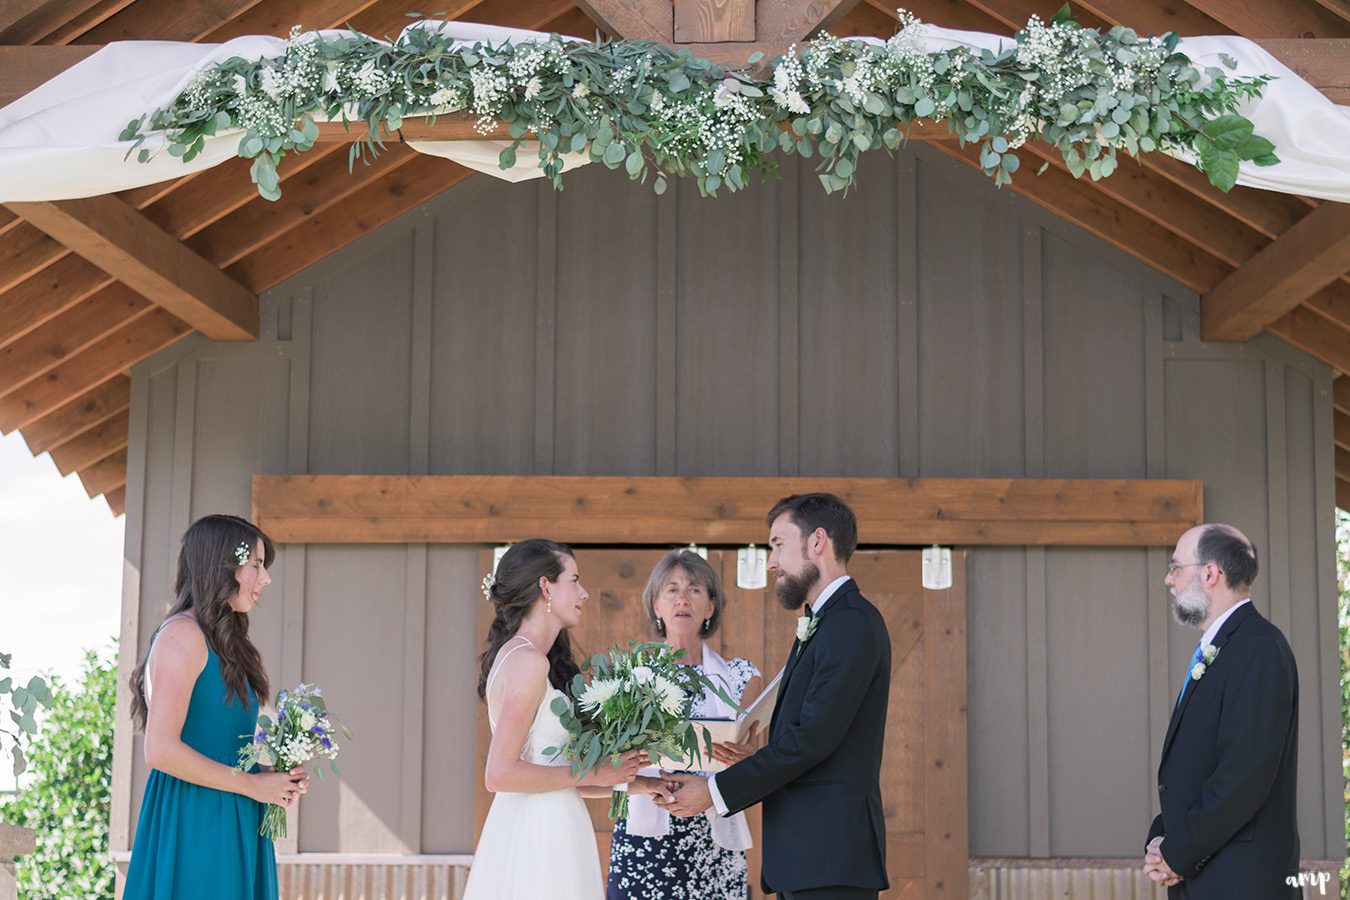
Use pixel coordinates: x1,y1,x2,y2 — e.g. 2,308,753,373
524,77,543,101
572,81,590,99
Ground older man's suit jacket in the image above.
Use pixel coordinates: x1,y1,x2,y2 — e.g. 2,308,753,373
716,579,891,896
1147,602,1300,900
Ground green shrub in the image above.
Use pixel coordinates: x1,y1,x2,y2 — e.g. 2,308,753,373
1,646,116,899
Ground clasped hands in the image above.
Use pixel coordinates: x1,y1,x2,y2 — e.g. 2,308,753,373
635,724,761,817
1144,836,1183,887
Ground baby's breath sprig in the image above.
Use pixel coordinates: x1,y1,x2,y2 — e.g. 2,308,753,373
121,7,1277,201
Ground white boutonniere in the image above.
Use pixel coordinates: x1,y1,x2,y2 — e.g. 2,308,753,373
1190,643,1220,681
795,612,818,647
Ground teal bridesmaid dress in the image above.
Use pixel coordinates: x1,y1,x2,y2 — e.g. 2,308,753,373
124,642,278,899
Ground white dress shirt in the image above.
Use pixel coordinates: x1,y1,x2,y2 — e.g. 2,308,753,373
1198,598,1250,650
707,575,852,816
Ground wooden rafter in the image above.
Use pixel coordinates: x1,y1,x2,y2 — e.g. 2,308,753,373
5,195,258,341
0,308,188,433
1202,201,1350,342
19,376,130,454
77,448,126,498
1266,306,1350,373
0,283,150,391
1334,375,1350,414
48,408,129,475
253,475,1204,546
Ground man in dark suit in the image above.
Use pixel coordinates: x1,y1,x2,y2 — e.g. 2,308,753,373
1145,523,1300,899
658,493,891,899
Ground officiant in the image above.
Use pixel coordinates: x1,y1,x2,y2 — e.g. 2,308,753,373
606,549,765,900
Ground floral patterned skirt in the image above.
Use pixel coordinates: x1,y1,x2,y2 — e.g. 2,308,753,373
606,811,749,900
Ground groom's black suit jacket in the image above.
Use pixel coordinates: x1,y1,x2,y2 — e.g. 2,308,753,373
716,579,891,895
1147,601,1300,900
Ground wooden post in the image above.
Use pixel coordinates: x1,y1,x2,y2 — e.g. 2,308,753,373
0,824,36,900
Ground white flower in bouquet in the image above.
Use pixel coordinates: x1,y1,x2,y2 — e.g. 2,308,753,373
547,641,742,819
235,683,352,839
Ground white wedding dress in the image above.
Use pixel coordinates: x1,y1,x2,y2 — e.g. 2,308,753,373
463,638,604,900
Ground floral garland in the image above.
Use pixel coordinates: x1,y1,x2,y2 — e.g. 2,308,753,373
121,7,1279,202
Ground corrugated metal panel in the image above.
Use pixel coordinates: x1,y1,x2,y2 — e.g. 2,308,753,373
277,860,468,900
969,861,1341,900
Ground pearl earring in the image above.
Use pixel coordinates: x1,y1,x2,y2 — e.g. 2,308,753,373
547,596,552,614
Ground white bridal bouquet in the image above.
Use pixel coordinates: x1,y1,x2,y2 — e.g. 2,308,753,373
548,641,740,819
235,683,351,838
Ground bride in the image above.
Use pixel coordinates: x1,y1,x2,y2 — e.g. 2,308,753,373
465,539,645,900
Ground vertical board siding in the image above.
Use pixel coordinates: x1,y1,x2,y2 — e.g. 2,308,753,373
428,181,539,475
120,144,1337,865
553,165,661,475
915,158,1026,477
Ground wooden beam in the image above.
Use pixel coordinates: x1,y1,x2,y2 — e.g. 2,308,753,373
252,475,1204,546
1338,475,1350,512
0,308,187,433
18,375,129,454
0,45,99,109
573,0,671,41
1182,0,1350,39
1265,305,1350,373
757,0,863,42
185,143,416,268
226,155,474,291
104,485,126,516
5,195,258,341
938,142,1231,292
76,448,126,498
48,408,128,476
674,0,755,42
1336,444,1350,479
1257,39,1350,105
1202,201,1350,341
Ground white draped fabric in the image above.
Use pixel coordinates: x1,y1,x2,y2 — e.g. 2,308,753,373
0,20,1346,202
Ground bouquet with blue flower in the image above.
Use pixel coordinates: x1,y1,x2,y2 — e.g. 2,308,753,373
547,641,741,819
235,683,351,838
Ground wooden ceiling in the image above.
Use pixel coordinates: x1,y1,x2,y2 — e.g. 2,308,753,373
1,0,1349,517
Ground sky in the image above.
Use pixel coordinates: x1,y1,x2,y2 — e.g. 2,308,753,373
0,430,123,789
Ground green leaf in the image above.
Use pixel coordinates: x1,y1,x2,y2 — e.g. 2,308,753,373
602,142,626,167
12,745,24,777
863,93,886,115
625,150,644,176
653,176,668,195
1205,114,1254,150
914,97,936,118
1051,3,1075,25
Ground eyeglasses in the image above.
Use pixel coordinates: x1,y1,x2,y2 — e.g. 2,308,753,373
1166,560,1204,575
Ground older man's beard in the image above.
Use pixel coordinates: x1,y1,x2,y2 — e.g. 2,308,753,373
774,562,821,611
1170,577,1209,628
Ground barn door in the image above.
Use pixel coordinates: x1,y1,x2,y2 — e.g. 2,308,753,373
475,548,968,899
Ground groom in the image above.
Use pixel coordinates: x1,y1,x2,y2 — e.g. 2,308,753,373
658,493,891,899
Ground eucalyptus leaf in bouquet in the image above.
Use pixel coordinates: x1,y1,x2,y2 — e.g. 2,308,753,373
545,641,742,819
235,683,352,838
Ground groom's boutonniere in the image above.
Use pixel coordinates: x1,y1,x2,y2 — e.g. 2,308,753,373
794,610,818,655
1190,643,1220,681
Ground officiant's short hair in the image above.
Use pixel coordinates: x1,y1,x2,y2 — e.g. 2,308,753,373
767,493,858,564
642,549,726,638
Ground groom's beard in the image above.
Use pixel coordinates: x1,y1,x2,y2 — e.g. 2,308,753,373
774,562,821,610
1170,576,1208,628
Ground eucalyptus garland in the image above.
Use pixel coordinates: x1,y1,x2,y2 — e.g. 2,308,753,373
121,7,1279,202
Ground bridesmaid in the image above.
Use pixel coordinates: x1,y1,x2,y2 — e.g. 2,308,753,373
124,514,308,900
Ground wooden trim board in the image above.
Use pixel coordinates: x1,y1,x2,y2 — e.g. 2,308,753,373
253,475,1203,546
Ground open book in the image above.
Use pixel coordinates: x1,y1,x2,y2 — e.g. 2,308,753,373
667,666,783,772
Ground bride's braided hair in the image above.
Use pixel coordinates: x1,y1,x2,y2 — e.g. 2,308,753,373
476,539,583,701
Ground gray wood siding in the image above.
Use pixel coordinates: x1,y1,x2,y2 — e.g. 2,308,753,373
116,144,1340,861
